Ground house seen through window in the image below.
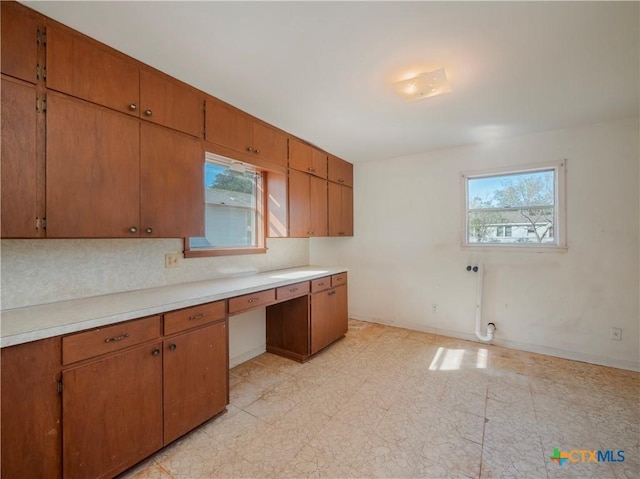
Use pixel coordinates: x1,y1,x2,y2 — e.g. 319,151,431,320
463,161,565,248
189,154,263,251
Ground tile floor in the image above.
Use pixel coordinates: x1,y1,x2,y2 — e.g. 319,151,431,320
121,320,639,479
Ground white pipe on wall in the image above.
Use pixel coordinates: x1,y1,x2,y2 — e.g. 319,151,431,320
474,264,496,342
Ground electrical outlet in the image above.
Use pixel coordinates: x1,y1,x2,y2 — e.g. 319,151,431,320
432,303,438,313
165,253,181,268
610,328,622,341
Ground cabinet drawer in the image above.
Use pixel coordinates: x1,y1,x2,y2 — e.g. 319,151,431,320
311,277,331,293
62,316,161,365
164,301,226,336
331,273,347,287
228,289,276,315
276,281,310,301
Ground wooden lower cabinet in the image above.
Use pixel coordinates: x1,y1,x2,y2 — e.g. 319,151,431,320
311,284,348,355
163,320,228,444
266,275,348,362
1,337,62,479
62,342,163,479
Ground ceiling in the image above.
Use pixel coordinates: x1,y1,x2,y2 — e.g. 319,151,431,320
25,1,639,163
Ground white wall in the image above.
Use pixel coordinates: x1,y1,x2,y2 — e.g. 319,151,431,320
1,237,308,364
310,117,640,371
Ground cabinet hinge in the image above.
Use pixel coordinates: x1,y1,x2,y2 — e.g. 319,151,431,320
57,380,63,394
36,97,47,113
42,217,47,230
36,64,47,80
37,29,47,45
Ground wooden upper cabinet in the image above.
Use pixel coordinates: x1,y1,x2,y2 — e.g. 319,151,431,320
328,182,354,237
252,121,287,167
289,138,328,178
1,77,41,238
140,123,204,238
1,1,39,83
205,97,252,151
205,97,287,166
46,92,140,238
289,169,327,238
46,25,140,116
140,69,204,138
328,155,353,187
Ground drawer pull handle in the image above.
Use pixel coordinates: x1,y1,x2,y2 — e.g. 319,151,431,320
169,344,177,351
248,298,259,303
129,103,137,111
104,333,130,343
188,313,206,321
318,282,325,286
152,348,160,356
289,288,298,293
144,109,153,116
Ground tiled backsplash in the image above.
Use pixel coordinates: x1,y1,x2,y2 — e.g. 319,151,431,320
1,238,309,309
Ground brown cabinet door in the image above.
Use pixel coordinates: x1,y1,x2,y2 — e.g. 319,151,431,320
328,183,353,237
1,77,40,238
252,122,287,166
46,92,140,238
62,342,163,479
332,284,349,339
163,321,228,444
140,123,204,238
311,148,328,179
288,169,311,237
205,97,252,152
1,1,39,83
310,290,333,354
328,155,353,187
309,175,328,237
47,25,139,116
1,338,62,479
140,69,204,138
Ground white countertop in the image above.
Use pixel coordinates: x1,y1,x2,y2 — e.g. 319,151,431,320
0,265,347,348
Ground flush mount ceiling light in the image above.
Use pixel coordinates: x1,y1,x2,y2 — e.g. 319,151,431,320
393,68,452,102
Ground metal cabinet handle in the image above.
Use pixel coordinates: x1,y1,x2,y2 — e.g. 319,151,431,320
338,179,345,183
129,103,137,111
289,287,298,293
254,149,260,154
144,109,152,116
188,313,206,321
308,167,316,173
247,147,254,152
145,227,153,234
104,333,130,343
152,348,160,356
248,298,259,303
129,226,138,233
328,290,336,296
339,232,345,236
168,344,177,351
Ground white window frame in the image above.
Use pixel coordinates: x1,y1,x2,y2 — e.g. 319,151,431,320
461,160,567,252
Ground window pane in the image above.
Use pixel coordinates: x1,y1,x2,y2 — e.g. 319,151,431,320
466,168,557,246
190,160,259,249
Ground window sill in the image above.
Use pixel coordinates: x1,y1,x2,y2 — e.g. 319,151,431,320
461,244,567,253
184,247,267,258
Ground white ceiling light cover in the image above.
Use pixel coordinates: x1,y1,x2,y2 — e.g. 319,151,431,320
393,68,452,102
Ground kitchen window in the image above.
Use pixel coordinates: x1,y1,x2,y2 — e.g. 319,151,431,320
462,160,566,250
186,153,265,257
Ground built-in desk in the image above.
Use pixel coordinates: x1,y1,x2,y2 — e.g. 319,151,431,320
0,265,348,479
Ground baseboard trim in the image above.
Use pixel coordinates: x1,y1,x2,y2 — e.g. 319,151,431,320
351,316,640,372
229,344,266,368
